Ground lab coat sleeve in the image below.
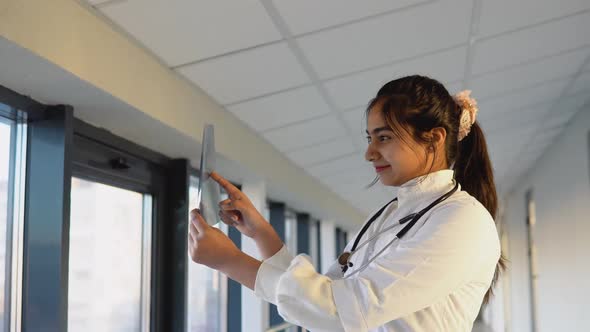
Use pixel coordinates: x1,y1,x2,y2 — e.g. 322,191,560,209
255,201,500,332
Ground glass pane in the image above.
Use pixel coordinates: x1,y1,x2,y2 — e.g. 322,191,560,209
187,176,224,332
285,212,297,254
68,178,145,332
0,119,11,330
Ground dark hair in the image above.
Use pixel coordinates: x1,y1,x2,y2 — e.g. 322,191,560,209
365,75,507,305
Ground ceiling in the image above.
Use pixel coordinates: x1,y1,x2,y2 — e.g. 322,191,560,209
82,0,590,214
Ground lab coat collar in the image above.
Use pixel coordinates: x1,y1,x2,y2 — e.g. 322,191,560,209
397,169,456,208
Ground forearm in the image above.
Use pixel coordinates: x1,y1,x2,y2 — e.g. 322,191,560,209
220,251,262,290
253,223,284,260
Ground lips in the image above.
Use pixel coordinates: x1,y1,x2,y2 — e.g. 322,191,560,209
374,165,391,173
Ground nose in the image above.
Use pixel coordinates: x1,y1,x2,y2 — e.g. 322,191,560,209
365,143,378,162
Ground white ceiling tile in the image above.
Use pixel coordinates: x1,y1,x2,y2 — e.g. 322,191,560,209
487,126,537,158
321,166,375,183
296,0,473,79
480,104,550,135
227,86,330,131
470,48,588,99
531,126,564,143
551,91,590,112
97,0,281,66
287,139,356,167
320,170,375,190
306,153,368,178
343,108,367,138
446,81,465,95
352,134,369,152
262,115,347,152
324,47,468,110
539,114,574,132
569,71,590,95
478,0,590,37
541,93,589,128
177,43,310,105
472,12,590,75
524,140,552,158
477,79,569,117
528,127,563,149
272,0,429,35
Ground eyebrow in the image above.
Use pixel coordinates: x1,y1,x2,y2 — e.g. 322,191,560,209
365,126,393,135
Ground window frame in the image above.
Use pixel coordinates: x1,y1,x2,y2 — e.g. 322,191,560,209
0,81,193,332
71,119,191,332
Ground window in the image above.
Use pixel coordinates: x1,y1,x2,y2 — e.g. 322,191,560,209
68,178,152,331
0,103,27,332
187,175,227,332
0,116,11,330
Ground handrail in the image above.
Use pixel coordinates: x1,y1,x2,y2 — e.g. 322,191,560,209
265,322,296,332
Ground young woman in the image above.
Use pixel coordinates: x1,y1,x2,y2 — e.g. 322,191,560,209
188,75,506,331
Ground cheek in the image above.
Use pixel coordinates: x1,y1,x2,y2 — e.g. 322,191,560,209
383,145,421,171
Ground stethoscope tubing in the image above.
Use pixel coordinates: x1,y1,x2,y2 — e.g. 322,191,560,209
341,180,459,278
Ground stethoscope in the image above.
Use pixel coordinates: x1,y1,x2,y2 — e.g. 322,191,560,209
338,179,459,278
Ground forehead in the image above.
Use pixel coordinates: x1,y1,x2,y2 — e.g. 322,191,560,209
366,106,387,130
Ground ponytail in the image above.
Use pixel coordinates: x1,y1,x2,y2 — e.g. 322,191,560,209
455,121,508,305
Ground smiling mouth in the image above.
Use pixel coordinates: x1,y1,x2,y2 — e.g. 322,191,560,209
375,165,391,173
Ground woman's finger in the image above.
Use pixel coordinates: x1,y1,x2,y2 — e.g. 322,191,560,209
189,218,199,240
220,210,240,222
210,172,241,197
219,211,239,227
188,229,195,248
219,201,244,213
190,209,208,233
218,198,234,210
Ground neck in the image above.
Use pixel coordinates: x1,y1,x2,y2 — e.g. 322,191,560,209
413,164,450,179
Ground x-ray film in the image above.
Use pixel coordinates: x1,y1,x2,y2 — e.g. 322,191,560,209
197,124,221,226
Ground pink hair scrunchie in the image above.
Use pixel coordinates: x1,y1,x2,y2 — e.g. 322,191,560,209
453,90,478,142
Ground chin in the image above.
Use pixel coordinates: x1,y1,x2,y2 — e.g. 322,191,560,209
379,176,399,187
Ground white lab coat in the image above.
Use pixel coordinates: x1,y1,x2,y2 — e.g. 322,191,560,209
255,169,501,332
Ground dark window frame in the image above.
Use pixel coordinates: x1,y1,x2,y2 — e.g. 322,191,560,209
1,83,193,332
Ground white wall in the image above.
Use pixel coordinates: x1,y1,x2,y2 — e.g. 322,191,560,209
499,106,590,332
320,220,337,274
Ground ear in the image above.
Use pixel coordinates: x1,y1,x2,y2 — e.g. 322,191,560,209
427,127,447,150
433,127,447,146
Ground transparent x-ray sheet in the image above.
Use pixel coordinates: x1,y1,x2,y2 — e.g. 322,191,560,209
197,124,221,226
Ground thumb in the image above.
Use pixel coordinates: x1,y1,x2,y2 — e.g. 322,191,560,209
190,209,208,233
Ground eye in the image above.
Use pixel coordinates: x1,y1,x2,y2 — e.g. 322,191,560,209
366,136,372,144
378,135,391,142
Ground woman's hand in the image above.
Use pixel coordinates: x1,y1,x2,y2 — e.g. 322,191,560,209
188,209,240,270
211,172,267,239
188,208,263,290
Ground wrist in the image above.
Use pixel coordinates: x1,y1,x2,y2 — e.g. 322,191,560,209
252,221,272,241
253,224,283,259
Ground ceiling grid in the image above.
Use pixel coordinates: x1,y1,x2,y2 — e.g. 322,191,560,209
83,0,590,213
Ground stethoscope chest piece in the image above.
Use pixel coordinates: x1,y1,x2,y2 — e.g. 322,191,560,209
338,252,353,273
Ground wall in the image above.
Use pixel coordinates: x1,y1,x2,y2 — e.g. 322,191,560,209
499,106,590,332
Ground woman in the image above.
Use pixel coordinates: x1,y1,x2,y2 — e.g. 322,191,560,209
188,75,506,331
